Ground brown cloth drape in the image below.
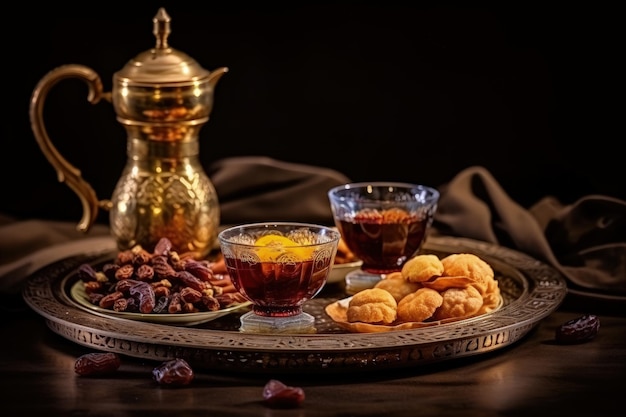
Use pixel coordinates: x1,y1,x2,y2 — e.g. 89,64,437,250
434,165,626,295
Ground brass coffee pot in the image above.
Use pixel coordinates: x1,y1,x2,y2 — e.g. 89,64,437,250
29,8,227,258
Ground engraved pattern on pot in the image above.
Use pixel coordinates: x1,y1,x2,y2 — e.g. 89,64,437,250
110,167,218,255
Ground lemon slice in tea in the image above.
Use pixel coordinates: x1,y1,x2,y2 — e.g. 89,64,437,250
254,235,314,262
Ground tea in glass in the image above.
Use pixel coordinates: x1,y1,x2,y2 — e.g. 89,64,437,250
218,222,340,333
328,182,439,294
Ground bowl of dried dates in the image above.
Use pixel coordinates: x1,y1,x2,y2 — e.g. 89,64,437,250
69,237,251,326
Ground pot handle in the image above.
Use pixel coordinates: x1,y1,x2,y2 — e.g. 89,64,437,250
29,64,110,233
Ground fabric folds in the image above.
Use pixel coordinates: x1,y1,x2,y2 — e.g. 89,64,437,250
434,166,626,294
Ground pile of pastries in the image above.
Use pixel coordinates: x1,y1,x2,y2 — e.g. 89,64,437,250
326,252,501,331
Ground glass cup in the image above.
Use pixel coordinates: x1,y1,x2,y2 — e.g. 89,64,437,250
328,182,440,294
218,222,340,333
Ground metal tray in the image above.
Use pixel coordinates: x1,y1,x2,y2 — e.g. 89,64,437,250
22,236,567,374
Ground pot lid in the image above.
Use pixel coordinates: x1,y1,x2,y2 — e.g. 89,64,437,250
114,8,211,84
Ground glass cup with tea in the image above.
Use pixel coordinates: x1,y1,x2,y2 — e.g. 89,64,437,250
328,182,440,294
218,222,340,333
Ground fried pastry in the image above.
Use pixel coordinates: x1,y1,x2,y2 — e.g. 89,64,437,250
397,288,443,322
347,288,398,324
374,272,422,302
401,254,445,282
433,285,483,320
477,279,501,314
440,253,494,294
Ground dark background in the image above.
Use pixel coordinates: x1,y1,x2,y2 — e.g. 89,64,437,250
3,2,622,226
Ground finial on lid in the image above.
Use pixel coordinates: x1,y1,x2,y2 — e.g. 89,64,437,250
153,8,172,49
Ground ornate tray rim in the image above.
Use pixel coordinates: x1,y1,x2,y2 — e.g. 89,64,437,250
22,235,568,374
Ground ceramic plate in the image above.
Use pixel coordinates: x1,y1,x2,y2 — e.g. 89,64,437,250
69,277,251,327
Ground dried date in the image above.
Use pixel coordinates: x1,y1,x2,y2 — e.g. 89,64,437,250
263,379,305,408
102,263,120,280
113,298,129,312
133,249,151,266
201,295,221,311
136,264,155,281
182,302,196,313
175,270,211,292
216,292,248,307
75,352,121,376
168,292,183,314
84,281,104,294
180,287,203,304
152,358,194,386
99,291,124,309
116,249,135,265
87,292,104,305
153,285,171,298
115,264,135,280
115,279,140,293
77,264,98,282
153,296,170,313
152,255,177,279
129,281,156,314
182,259,214,281
555,314,600,344
154,237,173,256
125,297,139,312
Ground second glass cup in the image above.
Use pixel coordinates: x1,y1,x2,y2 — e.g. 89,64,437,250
328,182,440,294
